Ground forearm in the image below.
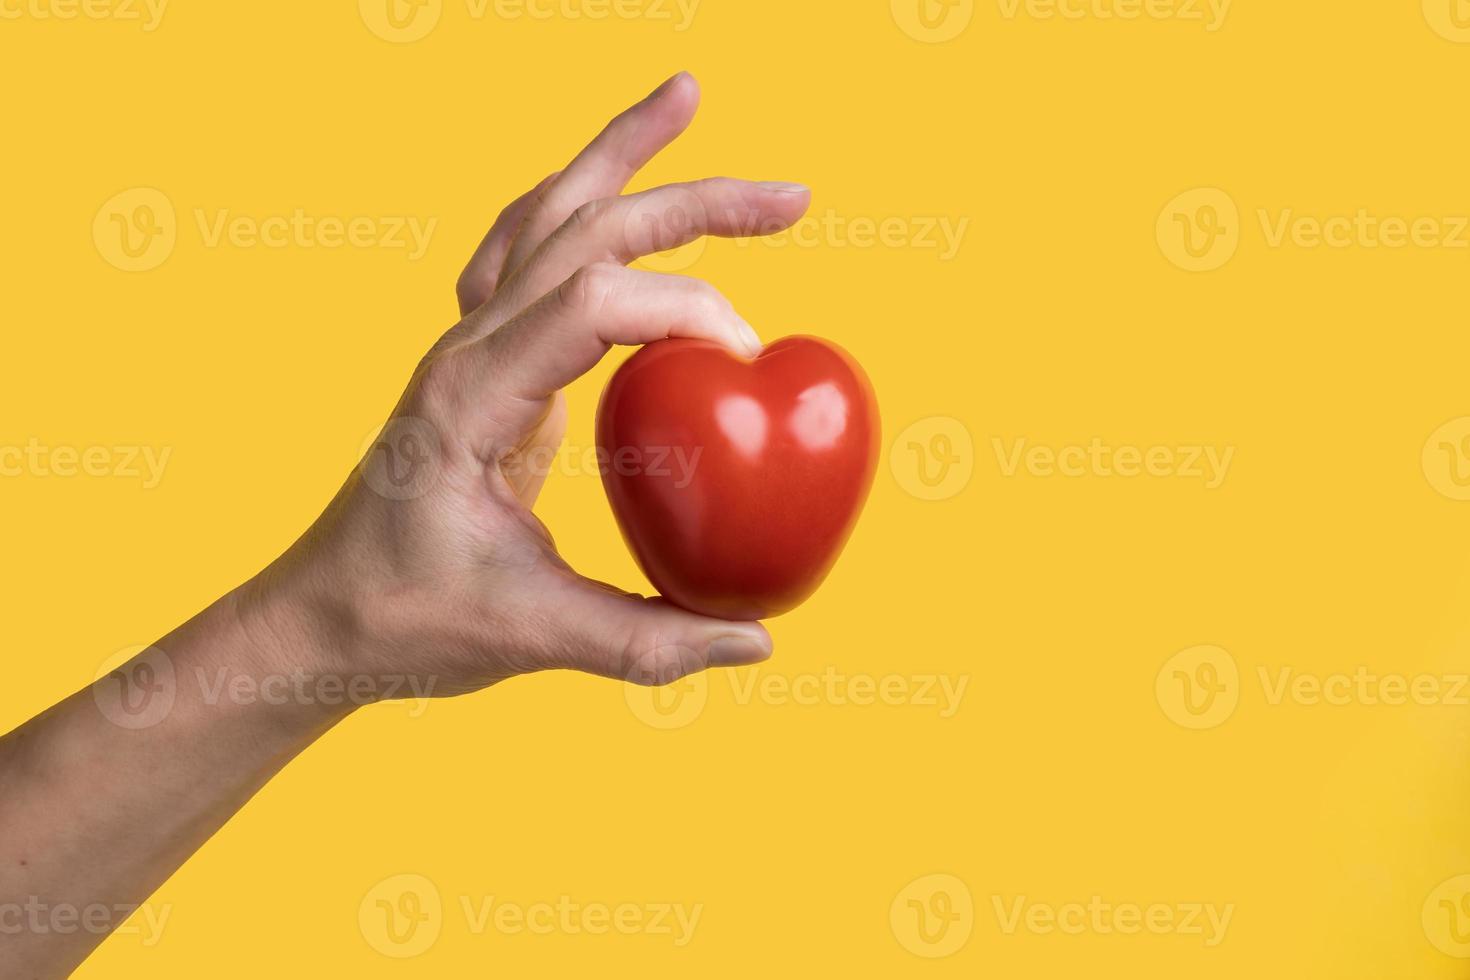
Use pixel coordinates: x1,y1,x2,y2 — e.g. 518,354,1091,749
0,590,351,978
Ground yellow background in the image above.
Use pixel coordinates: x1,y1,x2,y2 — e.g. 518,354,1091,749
4,0,1470,975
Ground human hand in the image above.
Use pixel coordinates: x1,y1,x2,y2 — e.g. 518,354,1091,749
239,72,812,698
0,72,812,980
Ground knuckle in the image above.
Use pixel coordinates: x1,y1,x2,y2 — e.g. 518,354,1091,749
414,351,462,412
621,629,703,687
455,271,487,310
559,261,622,315
566,197,612,234
695,277,728,305
691,279,730,319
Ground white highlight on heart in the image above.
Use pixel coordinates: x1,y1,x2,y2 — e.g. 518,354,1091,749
789,383,848,451
715,395,768,458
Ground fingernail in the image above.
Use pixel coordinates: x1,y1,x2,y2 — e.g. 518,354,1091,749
648,71,689,100
707,634,771,667
735,320,762,356
758,181,810,195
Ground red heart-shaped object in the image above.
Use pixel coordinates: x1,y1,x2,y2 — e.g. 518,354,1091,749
596,335,879,620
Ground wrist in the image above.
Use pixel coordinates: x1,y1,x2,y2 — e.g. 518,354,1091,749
210,574,367,721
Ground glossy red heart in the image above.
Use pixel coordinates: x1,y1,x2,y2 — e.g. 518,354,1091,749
596,335,879,620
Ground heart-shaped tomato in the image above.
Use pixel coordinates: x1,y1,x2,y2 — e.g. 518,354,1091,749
596,335,879,620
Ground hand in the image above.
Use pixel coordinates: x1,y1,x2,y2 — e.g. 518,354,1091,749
0,72,814,980
239,72,812,696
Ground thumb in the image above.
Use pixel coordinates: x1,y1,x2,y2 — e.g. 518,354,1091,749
545,575,772,686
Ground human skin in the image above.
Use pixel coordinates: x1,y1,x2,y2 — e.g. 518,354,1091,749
0,72,811,978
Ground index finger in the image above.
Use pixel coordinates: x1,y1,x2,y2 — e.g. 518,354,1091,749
478,178,811,330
